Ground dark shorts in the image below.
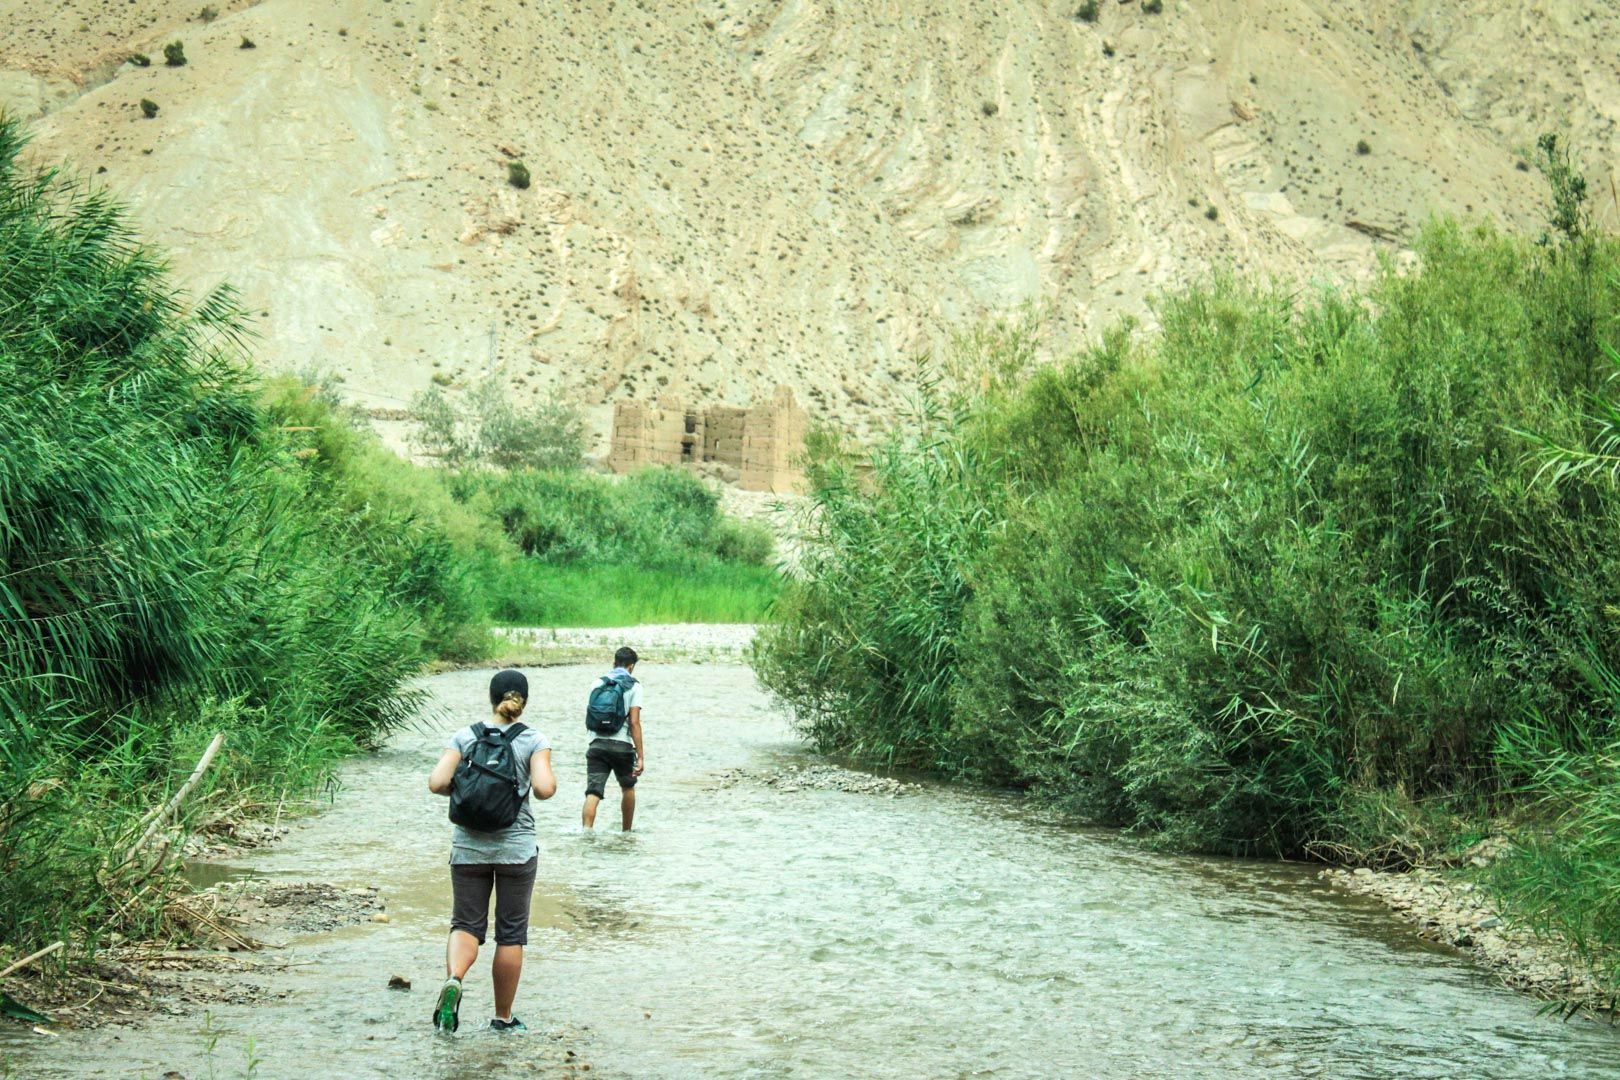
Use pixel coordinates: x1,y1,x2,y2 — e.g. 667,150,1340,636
585,739,637,798
450,856,537,946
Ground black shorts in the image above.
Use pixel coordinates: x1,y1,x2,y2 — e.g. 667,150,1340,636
585,739,637,798
450,856,537,946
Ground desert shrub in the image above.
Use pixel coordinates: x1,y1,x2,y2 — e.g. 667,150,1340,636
130,52,151,67
1143,0,1164,14
409,374,584,471
1356,139,1371,155
410,382,472,463
140,99,158,119
1076,2,1100,23
508,161,531,189
163,41,187,66
470,378,584,470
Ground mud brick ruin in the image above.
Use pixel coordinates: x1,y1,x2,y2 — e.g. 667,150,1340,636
608,386,808,493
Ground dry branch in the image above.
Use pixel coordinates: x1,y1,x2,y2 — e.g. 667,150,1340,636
124,732,226,865
0,939,64,979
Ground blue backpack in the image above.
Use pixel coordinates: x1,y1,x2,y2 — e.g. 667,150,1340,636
585,674,636,735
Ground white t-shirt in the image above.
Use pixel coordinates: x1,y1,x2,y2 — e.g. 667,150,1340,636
591,672,643,747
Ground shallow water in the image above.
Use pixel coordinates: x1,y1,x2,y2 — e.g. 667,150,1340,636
8,662,1620,1078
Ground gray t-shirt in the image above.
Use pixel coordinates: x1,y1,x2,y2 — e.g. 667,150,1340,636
591,672,643,748
446,722,550,865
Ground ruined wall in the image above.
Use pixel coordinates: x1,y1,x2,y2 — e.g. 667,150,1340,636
608,388,806,492
739,386,809,494
607,398,686,472
702,406,750,469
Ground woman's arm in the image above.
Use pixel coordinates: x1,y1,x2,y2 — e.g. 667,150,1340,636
428,749,460,795
529,748,557,800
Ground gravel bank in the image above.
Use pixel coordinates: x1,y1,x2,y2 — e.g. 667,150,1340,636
495,623,758,666
708,761,921,797
1322,842,1609,1012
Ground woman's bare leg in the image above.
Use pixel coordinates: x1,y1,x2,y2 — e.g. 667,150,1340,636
446,929,479,979
492,945,523,1020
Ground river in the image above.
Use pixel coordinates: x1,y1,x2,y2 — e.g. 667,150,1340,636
7,659,1620,1078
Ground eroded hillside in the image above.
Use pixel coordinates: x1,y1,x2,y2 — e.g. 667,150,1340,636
3,0,1616,444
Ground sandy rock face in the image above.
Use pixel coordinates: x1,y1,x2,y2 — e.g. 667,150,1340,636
5,1,1615,441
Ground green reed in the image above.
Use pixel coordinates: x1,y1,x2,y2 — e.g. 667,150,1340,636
755,219,1620,992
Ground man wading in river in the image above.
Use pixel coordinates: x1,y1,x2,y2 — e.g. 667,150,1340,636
582,646,644,831
427,669,557,1034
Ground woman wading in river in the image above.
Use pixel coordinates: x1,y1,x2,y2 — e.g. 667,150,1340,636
427,669,557,1033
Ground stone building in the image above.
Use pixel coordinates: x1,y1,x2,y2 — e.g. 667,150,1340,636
607,387,808,493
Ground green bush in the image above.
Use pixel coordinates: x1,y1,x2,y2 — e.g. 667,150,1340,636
163,41,187,67
508,161,531,189
1076,1,1100,23
0,117,781,955
757,218,1620,872
0,119,476,951
471,466,772,570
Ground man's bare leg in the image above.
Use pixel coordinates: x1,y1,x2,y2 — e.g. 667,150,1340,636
446,929,479,979
582,793,601,829
621,786,636,831
491,945,523,1021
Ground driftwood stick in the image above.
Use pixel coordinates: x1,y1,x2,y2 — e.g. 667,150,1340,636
0,940,64,980
126,733,226,863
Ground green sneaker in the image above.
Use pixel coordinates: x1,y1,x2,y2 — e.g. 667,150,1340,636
490,1016,527,1034
432,977,462,1033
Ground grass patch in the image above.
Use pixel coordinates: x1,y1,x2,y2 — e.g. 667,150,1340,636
473,558,779,626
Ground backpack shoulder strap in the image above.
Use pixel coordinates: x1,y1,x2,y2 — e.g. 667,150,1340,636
499,722,528,741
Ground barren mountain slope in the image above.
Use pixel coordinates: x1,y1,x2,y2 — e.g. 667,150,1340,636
3,0,1615,444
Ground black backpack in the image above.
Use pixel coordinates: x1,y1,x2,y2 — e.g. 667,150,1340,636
585,674,636,735
449,722,528,831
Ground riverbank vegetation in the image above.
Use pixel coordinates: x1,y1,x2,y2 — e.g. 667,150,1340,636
0,120,773,961
755,139,1620,995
